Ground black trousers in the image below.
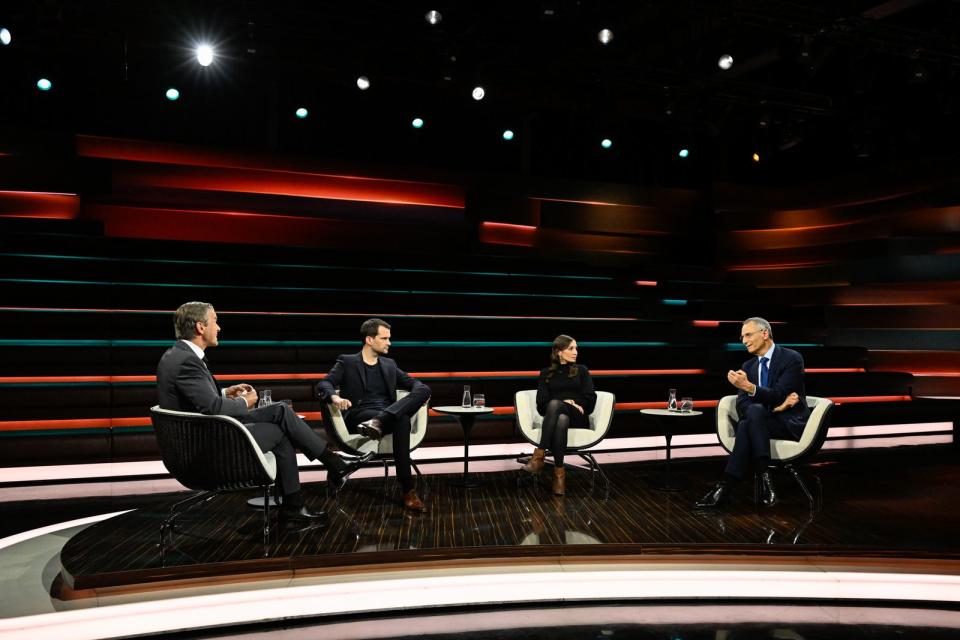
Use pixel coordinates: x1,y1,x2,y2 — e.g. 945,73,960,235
244,402,329,496
724,403,800,480
539,398,588,467
344,386,431,492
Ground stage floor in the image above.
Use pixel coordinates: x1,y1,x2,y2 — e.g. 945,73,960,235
59,445,960,593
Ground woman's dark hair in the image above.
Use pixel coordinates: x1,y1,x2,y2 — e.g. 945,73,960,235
545,334,579,382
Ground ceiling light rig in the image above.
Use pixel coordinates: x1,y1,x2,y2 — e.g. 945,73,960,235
295,107,309,119
471,86,485,101
196,44,215,67
0,28,11,46
597,29,614,45
411,117,424,129
425,10,442,25
718,54,734,70
356,76,370,90
601,138,613,149
165,87,180,101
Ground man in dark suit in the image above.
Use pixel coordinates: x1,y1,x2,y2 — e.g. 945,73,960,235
157,301,369,523
695,316,810,509
317,318,431,512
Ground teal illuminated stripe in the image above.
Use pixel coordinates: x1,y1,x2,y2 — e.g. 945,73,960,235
113,426,155,434
0,279,630,300
0,253,610,281
723,343,822,350
0,339,670,348
661,299,688,306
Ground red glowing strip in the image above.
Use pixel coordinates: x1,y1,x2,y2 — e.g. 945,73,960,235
806,368,867,373
78,136,464,208
634,280,658,287
537,196,627,207
479,221,537,247
726,261,829,271
830,395,911,404
732,221,859,234
0,190,80,219
692,320,720,327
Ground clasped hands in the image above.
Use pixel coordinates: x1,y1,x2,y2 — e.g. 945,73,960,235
226,383,257,408
563,399,584,414
331,395,352,411
726,370,799,412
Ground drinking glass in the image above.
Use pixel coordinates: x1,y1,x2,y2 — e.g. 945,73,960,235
473,393,486,408
461,385,472,408
668,388,678,411
258,389,272,408
680,396,693,412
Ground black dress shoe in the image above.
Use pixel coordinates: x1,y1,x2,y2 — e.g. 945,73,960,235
759,469,778,507
357,417,384,440
279,505,328,523
327,454,371,492
694,481,732,509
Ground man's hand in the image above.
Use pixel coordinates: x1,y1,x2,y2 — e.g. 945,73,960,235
563,399,584,414
331,395,352,411
727,369,754,393
773,392,800,413
238,387,258,408
226,383,254,398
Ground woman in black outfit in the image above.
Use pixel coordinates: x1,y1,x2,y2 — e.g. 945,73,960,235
523,334,597,495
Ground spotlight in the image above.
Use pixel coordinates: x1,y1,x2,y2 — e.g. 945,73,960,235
165,87,180,101
752,152,761,162
411,117,424,128
0,28,11,46
678,148,689,158
295,107,308,119
425,10,442,25
601,138,613,149
597,29,614,45
718,54,734,70
471,86,485,101
502,129,515,141
356,75,370,90
36,78,52,91
196,44,214,67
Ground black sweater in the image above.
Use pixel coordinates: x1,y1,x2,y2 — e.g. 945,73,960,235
535,364,597,416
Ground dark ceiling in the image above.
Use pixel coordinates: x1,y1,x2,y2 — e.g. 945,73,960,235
2,0,960,186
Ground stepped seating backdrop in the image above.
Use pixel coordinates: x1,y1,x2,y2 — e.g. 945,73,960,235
1,135,958,467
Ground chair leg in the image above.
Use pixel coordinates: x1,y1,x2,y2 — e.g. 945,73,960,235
382,458,391,495
159,490,215,564
261,484,271,555
786,464,817,512
578,452,610,499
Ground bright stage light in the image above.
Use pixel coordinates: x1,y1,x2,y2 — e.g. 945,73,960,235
598,29,614,45
295,107,308,119
357,76,370,90
502,129,514,141
601,138,613,149
425,10,442,25
678,148,689,158
472,86,485,101
0,28,11,46
196,44,214,67
36,78,52,91
412,117,424,128
165,88,180,101
752,152,761,162
718,54,734,70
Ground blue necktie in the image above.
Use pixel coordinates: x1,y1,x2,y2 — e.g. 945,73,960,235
759,356,769,388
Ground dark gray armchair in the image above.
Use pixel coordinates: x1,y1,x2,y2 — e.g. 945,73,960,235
150,405,277,561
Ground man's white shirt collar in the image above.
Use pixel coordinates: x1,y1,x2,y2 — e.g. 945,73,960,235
760,342,776,363
181,339,205,362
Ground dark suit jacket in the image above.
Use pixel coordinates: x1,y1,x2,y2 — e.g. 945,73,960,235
736,345,811,436
316,352,429,404
156,341,249,418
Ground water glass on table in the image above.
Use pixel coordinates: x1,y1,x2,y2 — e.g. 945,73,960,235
472,393,485,408
680,396,693,412
258,389,273,408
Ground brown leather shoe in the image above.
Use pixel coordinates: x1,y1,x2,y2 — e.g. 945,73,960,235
403,489,427,512
357,417,384,440
522,448,547,474
552,467,566,496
